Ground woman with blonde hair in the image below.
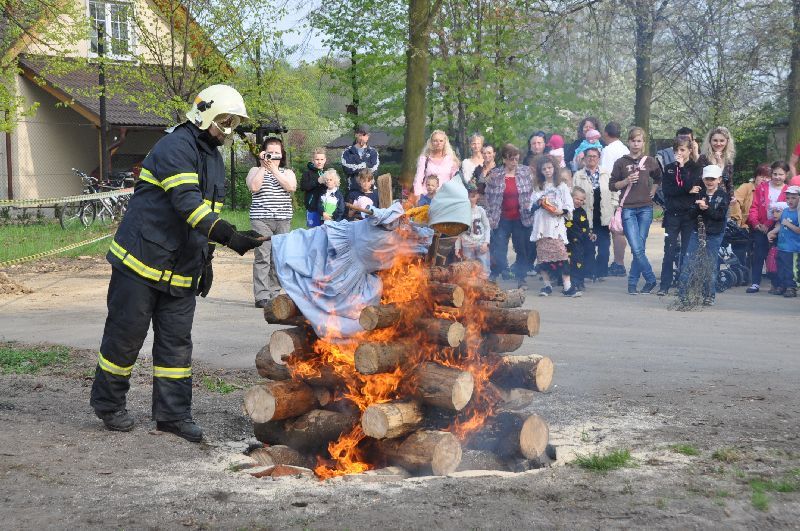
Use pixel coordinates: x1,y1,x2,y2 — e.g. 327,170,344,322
698,126,736,196
412,130,460,196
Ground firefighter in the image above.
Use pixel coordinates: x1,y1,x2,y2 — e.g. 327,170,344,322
89,84,263,442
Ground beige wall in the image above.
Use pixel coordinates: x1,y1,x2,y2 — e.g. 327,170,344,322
11,75,99,199
20,0,194,66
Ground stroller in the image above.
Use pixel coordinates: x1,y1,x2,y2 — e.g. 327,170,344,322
715,221,751,292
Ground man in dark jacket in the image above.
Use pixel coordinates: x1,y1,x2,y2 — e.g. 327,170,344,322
300,148,330,227
658,139,702,295
89,85,263,442
341,124,379,190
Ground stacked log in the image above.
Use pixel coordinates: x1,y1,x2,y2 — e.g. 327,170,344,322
248,260,556,478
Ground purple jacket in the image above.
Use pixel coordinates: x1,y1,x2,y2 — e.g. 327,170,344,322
484,165,535,229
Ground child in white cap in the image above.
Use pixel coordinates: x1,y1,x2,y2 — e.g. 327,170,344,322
678,164,729,306
767,185,800,297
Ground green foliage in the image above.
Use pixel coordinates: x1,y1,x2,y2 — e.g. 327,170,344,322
0,344,70,374
574,448,633,472
670,444,700,456
712,448,741,463
730,104,783,184
751,489,769,511
201,376,238,394
0,220,112,262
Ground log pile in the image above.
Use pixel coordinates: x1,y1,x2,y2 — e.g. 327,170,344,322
244,259,556,479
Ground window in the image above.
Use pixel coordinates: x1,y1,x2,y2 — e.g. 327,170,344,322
89,1,133,59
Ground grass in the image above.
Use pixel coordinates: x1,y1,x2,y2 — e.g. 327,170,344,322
574,448,633,472
746,473,799,512
202,376,238,394
712,448,741,463
751,490,770,511
670,444,700,456
0,207,308,265
0,344,70,374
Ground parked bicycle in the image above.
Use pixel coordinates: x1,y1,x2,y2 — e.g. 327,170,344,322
59,169,134,230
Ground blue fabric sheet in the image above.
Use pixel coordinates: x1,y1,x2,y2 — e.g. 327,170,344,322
271,203,434,339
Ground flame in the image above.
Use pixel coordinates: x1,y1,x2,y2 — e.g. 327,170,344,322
296,251,503,479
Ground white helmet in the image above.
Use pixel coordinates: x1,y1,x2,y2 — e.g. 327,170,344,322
186,84,249,133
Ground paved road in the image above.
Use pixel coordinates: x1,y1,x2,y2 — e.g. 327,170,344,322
2,225,798,399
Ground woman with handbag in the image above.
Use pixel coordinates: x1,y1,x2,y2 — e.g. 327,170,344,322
530,155,578,297
412,130,460,197
746,161,789,294
608,127,663,295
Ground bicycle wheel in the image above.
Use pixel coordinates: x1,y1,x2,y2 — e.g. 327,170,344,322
80,201,96,227
95,200,114,226
60,201,87,230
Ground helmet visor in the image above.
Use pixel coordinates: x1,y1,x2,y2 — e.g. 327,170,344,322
211,114,242,135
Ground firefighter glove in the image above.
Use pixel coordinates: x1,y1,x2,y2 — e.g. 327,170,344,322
197,257,213,297
209,219,263,256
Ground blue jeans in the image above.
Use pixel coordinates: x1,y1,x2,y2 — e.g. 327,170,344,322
461,245,491,277
776,250,799,288
621,206,656,288
678,230,725,299
490,218,530,279
591,225,611,278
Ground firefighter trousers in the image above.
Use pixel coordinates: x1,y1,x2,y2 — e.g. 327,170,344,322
90,268,196,421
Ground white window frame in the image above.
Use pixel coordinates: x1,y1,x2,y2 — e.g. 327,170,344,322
88,0,135,61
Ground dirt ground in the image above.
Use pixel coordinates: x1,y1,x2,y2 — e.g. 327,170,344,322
1,236,799,529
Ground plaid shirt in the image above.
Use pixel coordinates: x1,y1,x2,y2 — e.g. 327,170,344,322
484,164,535,229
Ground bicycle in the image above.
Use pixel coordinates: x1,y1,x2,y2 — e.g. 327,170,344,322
58,169,133,230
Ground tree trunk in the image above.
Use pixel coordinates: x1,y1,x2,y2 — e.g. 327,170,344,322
361,400,425,439
248,445,310,468
428,281,466,307
479,334,525,355
354,341,415,375
413,361,474,411
253,409,357,454
490,354,554,392
415,318,466,347
481,308,540,337
400,0,441,190
467,412,549,460
243,381,317,423
255,345,291,380
359,303,403,331
788,0,800,161
378,429,462,475
271,294,300,320
269,327,316,364
477,288,526,309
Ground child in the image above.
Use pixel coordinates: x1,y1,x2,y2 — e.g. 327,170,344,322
346,169,379,220
455,186,491,276
767,185,800,297
300,148,329,227
547,134,566,168
678,165,730,306
318,169,345,222
417,175,439,206
559,167,573,188
573,129,603,168
530,155,578,297
565,187,596,293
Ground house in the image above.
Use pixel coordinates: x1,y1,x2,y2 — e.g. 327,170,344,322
0,0,225,200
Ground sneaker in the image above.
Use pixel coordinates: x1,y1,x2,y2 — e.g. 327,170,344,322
609,263,627,277
628,286,638,296
489,274,498,283
517,279,529,290
575,283,586,292
254,299,270,308
501,271,514,280
784,288,797,298
640,281,657,294
702,297,716,306
656,288,668,296
745,284,759,294
539,286,552,297
156,418,203,443
96,409,135,432
562,286,582,297
769,287,785,296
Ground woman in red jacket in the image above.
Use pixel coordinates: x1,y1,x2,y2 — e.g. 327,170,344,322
746,161,789,293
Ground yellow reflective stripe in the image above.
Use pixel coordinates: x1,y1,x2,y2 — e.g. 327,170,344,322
109,241,196,289
187,203,212,228
98,352,134,377
162,172,199,191
203,199,223,213
153,365,192,379
138,168,163,189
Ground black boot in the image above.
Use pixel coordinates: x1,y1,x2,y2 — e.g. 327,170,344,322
96,409,135,432
156,418,203,442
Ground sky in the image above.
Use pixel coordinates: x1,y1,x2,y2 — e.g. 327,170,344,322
277,1,329,65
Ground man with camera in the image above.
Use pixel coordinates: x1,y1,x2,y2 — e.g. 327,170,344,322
341,124,380,191
90,84,264,443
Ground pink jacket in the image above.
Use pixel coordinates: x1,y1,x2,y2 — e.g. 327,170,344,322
748,182,787,229
413,154,459,196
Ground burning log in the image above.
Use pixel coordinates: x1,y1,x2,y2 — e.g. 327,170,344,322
269,327,316,365
253,409,358,454
428,281,465,307
479,334,525,355
292,363,346,388
243,381,318,423
481,308,540,337
416,318,465,347
477,288,526,309
413,362,474,411
361,400,424,439
468,412,549,460
271,294,300,320
312,386,333,407
354,341,414,375
248,445,310,468
428,261,485,282
379,429,462,476
359,303,403,331
255,345,291,380
456,449,508,472
491,354,554,392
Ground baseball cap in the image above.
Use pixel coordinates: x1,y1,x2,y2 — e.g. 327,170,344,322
786,185,800,195
702,165,722,179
